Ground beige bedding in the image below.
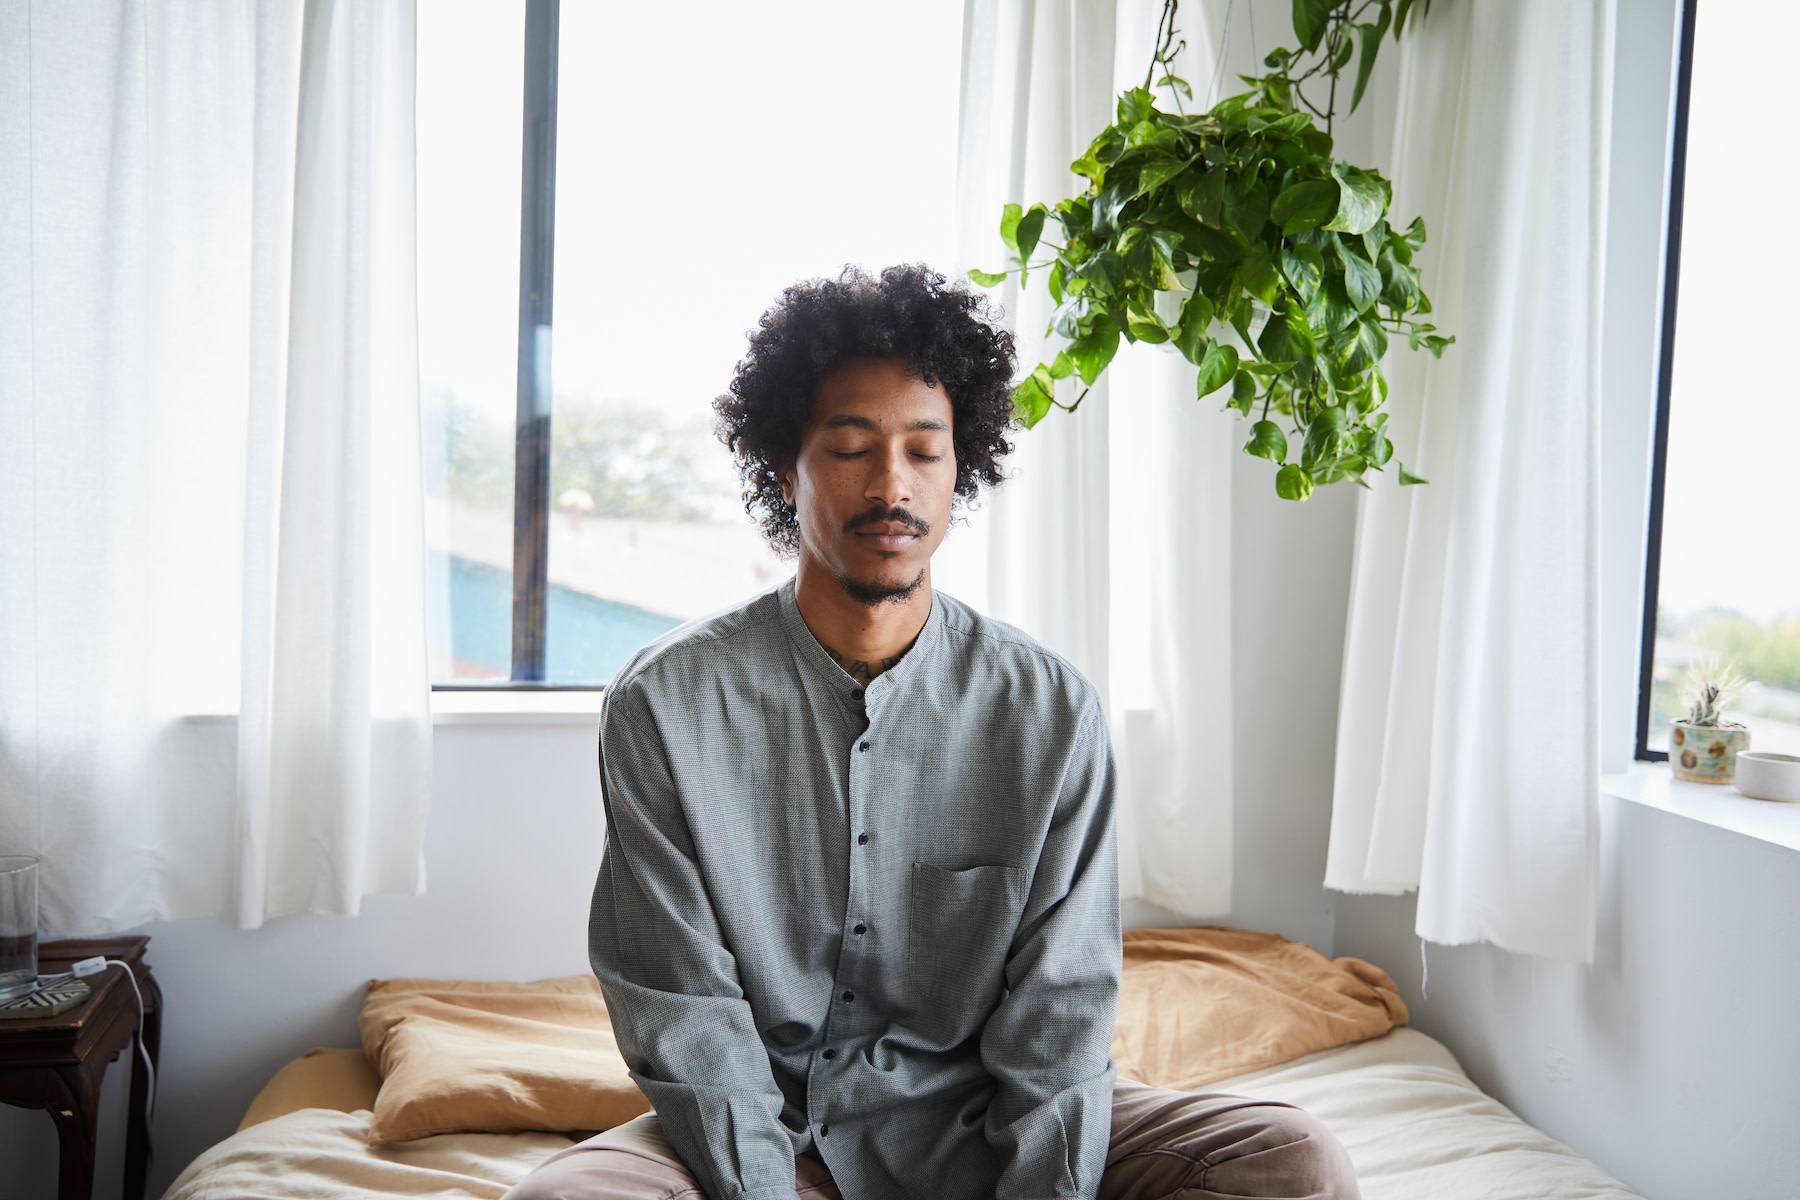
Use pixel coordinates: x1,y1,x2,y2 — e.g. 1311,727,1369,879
159,929,1638,1198
163,1027,1642,1200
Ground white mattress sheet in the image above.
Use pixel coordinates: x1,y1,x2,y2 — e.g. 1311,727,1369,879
1207,1027,1642,1200
161,1029,1641,1200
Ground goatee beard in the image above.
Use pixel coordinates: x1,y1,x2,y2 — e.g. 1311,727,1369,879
838,568,927,607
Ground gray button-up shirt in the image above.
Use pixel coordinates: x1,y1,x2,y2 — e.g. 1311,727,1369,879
590,579,1120,1200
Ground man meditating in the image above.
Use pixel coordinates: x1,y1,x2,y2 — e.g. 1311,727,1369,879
506,265,1359,1200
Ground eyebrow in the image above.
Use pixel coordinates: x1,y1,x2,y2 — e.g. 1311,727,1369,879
820,415,951,433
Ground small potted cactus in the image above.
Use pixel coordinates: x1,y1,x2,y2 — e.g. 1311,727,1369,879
1670,661,1751,784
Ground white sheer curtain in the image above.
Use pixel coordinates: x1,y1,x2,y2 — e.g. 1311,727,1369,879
0,0,430,934
1325,0,1615,963
954,0,1235,917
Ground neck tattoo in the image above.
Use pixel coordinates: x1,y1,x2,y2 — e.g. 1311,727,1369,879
821,643,905,685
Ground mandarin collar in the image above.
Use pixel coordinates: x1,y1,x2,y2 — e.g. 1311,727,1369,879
777,576,942,705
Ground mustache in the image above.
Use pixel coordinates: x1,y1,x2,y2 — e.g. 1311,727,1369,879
843,505,931,536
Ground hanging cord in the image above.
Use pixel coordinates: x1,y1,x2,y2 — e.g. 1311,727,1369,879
72,957,157,1130
1206,0,1237,107
1418,938,1430,1001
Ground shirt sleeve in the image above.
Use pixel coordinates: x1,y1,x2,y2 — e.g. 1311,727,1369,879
979,698,1122,1200
588,681,802,1200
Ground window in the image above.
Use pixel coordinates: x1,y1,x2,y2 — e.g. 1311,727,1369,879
1638,0,1800,757
417,0,963,686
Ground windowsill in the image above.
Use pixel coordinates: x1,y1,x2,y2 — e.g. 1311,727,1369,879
430,688,604,725
1604,761,1800,854
181,692,608,727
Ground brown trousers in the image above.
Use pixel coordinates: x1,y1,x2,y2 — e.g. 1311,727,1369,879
504,1079,1361,1199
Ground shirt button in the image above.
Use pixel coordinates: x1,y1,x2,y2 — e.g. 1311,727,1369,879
841,990,855,1003
852,689,864,702
853,923,867,935
858,740,871,752
822,1048,837,1060
857,832,869,846
819,1125,829,1138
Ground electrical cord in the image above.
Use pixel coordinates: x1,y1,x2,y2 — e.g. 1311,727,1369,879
70,956,157,1126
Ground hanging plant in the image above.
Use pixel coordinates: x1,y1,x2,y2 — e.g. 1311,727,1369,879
972,0,1451,500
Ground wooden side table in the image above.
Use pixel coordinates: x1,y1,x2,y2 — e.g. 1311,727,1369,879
0,936,162,1200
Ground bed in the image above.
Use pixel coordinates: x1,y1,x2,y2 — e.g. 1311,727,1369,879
162,929,1642,1200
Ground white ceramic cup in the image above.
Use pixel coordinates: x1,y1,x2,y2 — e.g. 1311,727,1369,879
1733,752,1800,803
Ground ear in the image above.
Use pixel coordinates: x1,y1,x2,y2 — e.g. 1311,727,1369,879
778,462,797,508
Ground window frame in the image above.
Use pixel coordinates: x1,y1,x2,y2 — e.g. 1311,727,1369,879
1633,0,1698,763
431,0,572,692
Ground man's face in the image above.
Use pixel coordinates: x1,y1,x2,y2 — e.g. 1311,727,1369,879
779,357,957,606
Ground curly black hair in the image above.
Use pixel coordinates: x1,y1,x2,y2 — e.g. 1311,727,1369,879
714,263,1018,557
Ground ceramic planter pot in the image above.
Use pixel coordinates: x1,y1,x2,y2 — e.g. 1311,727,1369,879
1669,720,1750,784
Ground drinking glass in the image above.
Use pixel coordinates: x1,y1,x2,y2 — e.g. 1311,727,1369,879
0,856,40,1002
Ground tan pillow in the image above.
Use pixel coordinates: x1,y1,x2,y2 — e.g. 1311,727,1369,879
1110,927,1408,1089
238,1047,382,1130
359,975,649,1146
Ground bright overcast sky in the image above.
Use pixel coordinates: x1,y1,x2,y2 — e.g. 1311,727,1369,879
416,0,963,451
1658,2,1797,622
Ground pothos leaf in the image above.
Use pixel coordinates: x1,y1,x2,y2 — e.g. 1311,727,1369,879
1117,87,1155,126
968,268,1006,288
1067,318,1121,385
1126,309,1171,344
1399,214,1428,251
1244,419,1288,462
1292,0,1334,52
1172,292,1216,364
1137,156,1191,196
1397,462,1429,486
1351,10,1393,112
1016,204,1048,263
1014,372,1054,428
1304,273,1358,335
1325,163,1388,235
1276,463,1316,501
1336,241,1382,311
1238,253,1281,306
1000,203,1023,253
1229,369,1257,415
1196,342,1240,398
1272,179,1340,235
1280,244,1325,301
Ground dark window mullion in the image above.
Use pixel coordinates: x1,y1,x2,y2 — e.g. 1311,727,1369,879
511,0,560,682
1634,0,1699,766
1634,0,1698,761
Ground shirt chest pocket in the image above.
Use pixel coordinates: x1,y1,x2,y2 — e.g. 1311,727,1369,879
908,862,1029,1016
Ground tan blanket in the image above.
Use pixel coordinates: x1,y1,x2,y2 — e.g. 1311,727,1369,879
1112,927,1408,1090
346,928,1406,1145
